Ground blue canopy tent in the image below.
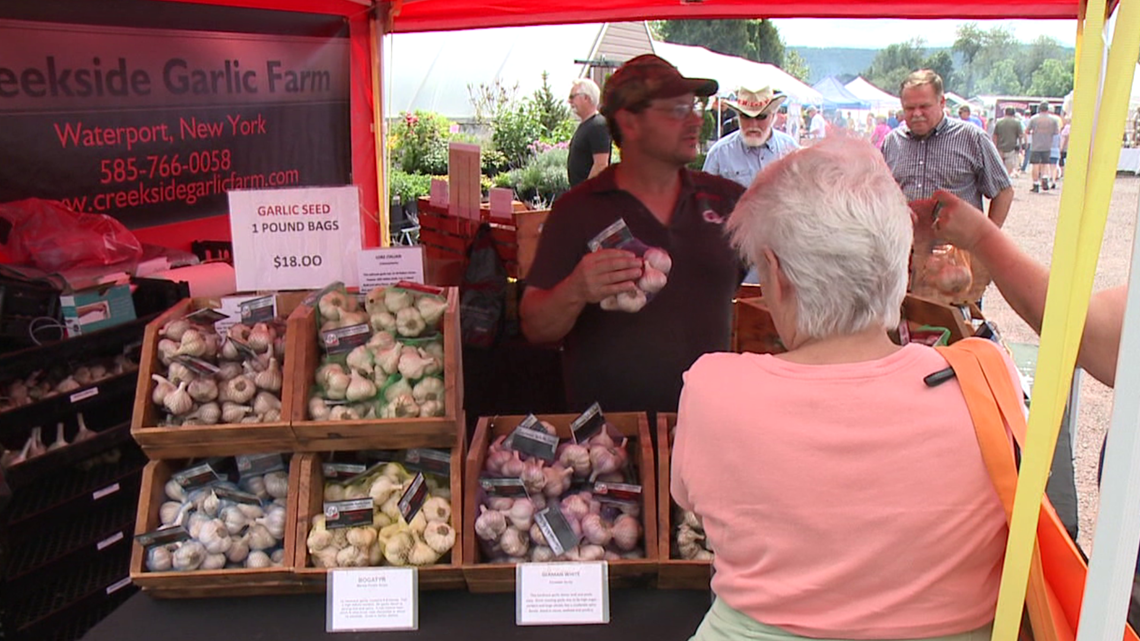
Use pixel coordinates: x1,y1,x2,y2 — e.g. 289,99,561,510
812,77,872,110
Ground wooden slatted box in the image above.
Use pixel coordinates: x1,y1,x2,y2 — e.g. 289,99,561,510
462,412,658,593
655,413,713,589
131,293,306,458
290,429,467,590
129,455,304,597
288,287,463,452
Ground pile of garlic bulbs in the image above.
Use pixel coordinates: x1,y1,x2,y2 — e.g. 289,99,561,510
1,353,136,413
308,286,447,421
474,424,645,563
149,315,287,427
145,467,291,572
306,461,456,568
673,508,713,561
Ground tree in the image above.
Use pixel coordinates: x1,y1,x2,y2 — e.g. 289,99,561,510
923,51,956,91
467,78,519,126
863,38,927,95
1019,35,1063,80
975,59,1022,95
1027,58,1074,97
954,24,1018,96
952,23,985,95
658,19,809,81
529,72,572,138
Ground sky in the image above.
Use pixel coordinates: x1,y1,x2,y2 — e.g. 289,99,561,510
770,19,1078,49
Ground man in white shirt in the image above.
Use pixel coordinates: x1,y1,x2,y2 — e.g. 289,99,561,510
702,87,799,188
807,106,827,141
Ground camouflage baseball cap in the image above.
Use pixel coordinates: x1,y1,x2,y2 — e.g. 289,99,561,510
600,54,718,118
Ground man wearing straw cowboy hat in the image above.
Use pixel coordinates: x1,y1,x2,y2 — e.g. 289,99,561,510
703,86,799,188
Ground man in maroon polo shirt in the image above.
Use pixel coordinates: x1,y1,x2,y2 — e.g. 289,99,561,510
520,55,747,414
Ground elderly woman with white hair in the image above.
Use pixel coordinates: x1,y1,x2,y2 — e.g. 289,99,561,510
672,137,1012,641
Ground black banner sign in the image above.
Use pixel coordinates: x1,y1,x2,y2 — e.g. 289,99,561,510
0,14,351,229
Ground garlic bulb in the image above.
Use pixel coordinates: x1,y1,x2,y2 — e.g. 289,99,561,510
395,307,427,337
246,523,276,551
416,295,448,327
247,323,274,353
147,546,174,572
187,377,218,403
369,476,399,505
226,534,251,563
151,374,176,405
165,478,187,501
581,514,612,546
191,401,221,425
407,538,441,566
202,553,227,570
264,471,289,499
173,541,207,571
258,504,288,540
421,496,451,524
162,318,191,341
253,390,282,417
345,370,378,403
364,287,388,315
254,358,283,393
384,288,413,313
220,402,252,424
558,443,591,478
507,498,535,531
529,523,549,547
308,396,331,420
220,505,250,534
637,266,668,294
163,382,194,416
176,329,207,357
531,545,556,563
611,514,641,551
412,377,445,404
383,531,415,566
160,501,184,526
245,550,272,568
475,505,507,541
220,375,256,405
424,522,456,555
167,361,195,386
499,526,530,558
307,515,333,551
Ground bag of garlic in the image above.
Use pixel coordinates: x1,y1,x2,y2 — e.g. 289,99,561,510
910,243,974,305
134,455,294,579
304,458,457,570
587,218,674,313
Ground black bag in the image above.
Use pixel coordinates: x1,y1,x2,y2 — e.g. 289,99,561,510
460,223,507,349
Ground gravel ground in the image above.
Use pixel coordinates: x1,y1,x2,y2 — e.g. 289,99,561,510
978,170,1140,554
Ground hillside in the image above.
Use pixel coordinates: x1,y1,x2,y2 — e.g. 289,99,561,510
791,47,880,84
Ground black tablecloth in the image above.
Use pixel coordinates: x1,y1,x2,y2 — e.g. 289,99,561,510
82,588,713,640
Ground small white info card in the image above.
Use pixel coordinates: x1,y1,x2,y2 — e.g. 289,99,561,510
516,561,609,626
326,567,417,632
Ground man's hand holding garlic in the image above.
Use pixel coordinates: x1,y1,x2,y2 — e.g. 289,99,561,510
569,248,644,305
589,246,673,313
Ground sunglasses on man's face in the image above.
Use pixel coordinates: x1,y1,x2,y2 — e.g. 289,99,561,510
740,113,770,121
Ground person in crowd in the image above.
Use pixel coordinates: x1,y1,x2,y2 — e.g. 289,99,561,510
566,78,611,187
865,112,876,138
807,106,827,141
958,104,984,129
992,106,1025,178
783,105,801,142
673,137,1012,641
702,86,799,188
521,54,746,414
870,114,892,149
1059,117,1071,178
1020,107,1034,174
881,70,1012,227
1027,100,1061,193
1048,106,1064,184
887,109,900,129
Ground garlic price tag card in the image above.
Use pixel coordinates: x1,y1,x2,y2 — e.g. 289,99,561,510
357,247,425,290
326,567,418,632
228,185,362,291
516,561,609,626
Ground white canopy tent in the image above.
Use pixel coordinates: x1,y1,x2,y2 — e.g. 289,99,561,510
844,76,901,112
385,23,607,121
650,40,823,105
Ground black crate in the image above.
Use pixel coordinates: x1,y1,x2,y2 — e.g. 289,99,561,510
0,279,62,347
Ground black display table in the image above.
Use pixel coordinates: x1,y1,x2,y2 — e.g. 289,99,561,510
82,588,712,640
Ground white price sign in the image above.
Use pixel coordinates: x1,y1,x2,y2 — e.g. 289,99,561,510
357,247,425,290
228,186,362,291
326,567,418,632
516,562,609,626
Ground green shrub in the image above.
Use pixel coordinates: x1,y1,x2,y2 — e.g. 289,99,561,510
388,170,433,206
390,111,453,175
492,102,544,170
504,148,569,207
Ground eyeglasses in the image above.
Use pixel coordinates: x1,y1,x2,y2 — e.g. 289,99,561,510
568,93,585,102
740,113,770,121
649,98,708,121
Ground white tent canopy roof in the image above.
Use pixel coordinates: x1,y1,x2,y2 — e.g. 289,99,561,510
650,40,823,105
844,76,901,111
385,23,604,121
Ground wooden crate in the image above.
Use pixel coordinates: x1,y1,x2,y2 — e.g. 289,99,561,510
462,413,658,593
417,198,548,280
290,434,467,590
131,292,306,458
129,456,304,597
512,208,551,281
734,293,982,355
733,297,785,355
655,413,713,590
288,287,463,452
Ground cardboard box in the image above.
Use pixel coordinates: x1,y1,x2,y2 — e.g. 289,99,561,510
61,284,136,337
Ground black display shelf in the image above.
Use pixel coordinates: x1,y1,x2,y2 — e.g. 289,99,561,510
4,443,146,541
4,491,136,594
39,587,136,641
0,374,139,447
6,545,135,640
3,415,133,490
0,312,154,374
